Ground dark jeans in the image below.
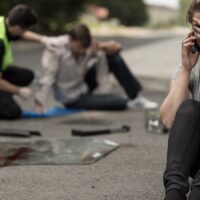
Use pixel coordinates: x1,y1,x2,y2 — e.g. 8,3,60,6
65,94,127,111
0,66,34,119
163,99,200,196
85,54,142,99
65,54,142,110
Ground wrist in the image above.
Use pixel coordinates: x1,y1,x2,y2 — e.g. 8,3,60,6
38,35,44,43
40,36,48,44
181,66,192,74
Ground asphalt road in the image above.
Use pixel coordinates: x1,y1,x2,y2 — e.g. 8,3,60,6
0,31,186,200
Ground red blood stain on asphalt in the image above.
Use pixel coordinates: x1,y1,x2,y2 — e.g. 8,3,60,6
0,147,33,166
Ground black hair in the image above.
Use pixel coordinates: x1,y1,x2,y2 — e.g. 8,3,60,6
68,24,92,48
8,4,37,28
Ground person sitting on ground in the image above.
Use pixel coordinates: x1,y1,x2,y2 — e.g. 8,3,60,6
0,4,37,119
27,24,157,113
160,1,200,199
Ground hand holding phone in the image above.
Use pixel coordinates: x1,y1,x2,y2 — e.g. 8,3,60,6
191,18,200,53
191,26,200,54
182,31,199,72
191,39,200,54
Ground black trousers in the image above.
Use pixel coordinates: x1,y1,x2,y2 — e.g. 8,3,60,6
163,99,200,195
65,54,142,111
0,66,34,119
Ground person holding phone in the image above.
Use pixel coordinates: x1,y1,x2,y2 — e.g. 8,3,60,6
160,0,200,199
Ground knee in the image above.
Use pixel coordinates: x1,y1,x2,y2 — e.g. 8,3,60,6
96,50,107,59
107,53,122,63
19,69,34,86
176,99,200,118
25,70,34,84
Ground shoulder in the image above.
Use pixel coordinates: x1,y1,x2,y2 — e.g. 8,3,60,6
46,35,69,46
44,35,69,55
56,35,69,45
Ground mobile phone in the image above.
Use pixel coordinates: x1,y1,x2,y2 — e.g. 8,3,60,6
191,29,200,54
191,40,200,54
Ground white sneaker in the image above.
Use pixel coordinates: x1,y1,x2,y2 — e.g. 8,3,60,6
127,96,158,110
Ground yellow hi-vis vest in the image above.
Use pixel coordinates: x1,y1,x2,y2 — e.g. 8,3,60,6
0,16,13,71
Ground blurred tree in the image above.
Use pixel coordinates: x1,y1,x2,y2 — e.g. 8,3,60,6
0,0,85,34
90,0,149,26
179,0,190,26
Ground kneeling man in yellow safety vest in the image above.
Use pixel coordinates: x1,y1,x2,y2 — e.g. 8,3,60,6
0,4,37,119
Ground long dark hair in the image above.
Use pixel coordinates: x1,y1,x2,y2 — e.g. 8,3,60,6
187,0,200,23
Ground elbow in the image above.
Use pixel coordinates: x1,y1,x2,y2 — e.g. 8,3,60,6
161,117,172,130
160,106,173,130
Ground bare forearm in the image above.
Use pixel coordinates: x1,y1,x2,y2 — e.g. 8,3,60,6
161,31,200,128
22,31,44,43
0,79,20,94
160,67,191,128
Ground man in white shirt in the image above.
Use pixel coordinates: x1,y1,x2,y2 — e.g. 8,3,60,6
28,24,157,112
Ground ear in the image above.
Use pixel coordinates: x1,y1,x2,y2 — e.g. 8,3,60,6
15,25,21,30
6,18,11,28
